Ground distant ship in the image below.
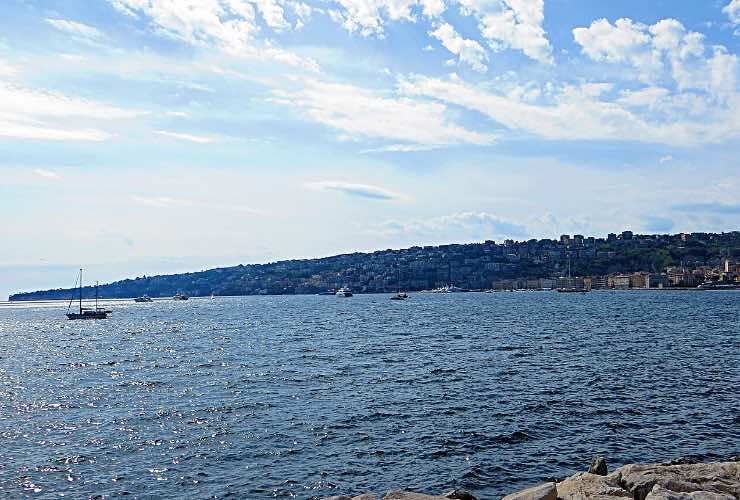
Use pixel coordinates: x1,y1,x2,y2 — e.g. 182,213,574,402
66,269,109,320
335,287,353,297
173,292,189,301
134,295,153,302
697,282,740,290
390,292,408,300
317,289,336,296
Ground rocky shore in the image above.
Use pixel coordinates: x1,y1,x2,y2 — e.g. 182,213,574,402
323,457,740,500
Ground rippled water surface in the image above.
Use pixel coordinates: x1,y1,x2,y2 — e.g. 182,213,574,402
1,292,739,498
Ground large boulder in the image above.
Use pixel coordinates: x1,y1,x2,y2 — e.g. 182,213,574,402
643,484,735,500
589,457,608,476
613,462,740,500
441,490,478,499
502,482,557,500
556,472,631,499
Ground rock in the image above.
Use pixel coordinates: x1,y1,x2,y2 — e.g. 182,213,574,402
613,462,740,500
589,457,608,476
441,490,478,500
644,484,735,500
323,495,376,500
556,472,631,499
383,493,443,500
502,482,557,500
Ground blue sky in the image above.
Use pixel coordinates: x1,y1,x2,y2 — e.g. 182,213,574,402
1,0,739,298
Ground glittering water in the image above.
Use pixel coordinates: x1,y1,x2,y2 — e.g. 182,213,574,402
1,292,739,499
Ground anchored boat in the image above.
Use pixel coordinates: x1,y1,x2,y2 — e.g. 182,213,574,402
66,269,109,320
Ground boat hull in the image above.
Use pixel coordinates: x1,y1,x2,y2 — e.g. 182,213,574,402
66,311,108,320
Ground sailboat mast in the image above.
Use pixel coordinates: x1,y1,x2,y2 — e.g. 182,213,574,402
95,281,99,310
79,268,83,314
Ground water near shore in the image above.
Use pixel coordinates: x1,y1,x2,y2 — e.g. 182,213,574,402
1,292,738,498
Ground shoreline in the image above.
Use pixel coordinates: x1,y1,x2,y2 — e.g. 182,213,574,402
323,457,740,500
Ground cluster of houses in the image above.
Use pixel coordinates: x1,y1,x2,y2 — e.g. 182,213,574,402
491,258,740,291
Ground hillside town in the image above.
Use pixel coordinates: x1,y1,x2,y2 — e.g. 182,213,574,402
9,230,740,300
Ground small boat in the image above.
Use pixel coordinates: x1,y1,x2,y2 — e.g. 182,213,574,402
555,287,590,293
390,292,408,300
173,292,189,301
66,270,108,320
210,292,215,299
134,295,153,302
317,289,336,296
335,287,353,297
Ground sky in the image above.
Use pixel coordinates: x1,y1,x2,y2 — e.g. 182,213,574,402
1,0,739,298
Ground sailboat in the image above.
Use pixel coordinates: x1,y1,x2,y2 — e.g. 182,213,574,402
66,269,109,320
555,255,589,293
390,267,408,300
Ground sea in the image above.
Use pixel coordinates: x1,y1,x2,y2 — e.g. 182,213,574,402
0,291,738,499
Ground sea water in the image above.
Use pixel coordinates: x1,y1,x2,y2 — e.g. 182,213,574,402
0,291,738,498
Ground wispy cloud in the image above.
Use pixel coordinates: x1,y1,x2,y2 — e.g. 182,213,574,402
659,155,673,164
131,195,261,213
32,168,61,179
306,180,401,200
271,77,493,148
0,83,142,141
45,18,104,41
377,211,528,240
155,130,216,143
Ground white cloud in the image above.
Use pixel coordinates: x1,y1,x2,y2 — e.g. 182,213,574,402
659,155,673,164
271,77,493,147
165,111,191,117
306,180,401,200
429,22,488,72
108,0,320,71
574,17,739,97
45,18,104,40
377,211,527,240
108,0,258,50
457,0,553,64
0,122,112,141
328,0,418,36
32,168,61,179
0,83,142,141
724,0,740,25
0,83,144,120
155,130,216,143
573,18,661,83
251,0,290,30
397,73,740,146
421,0,445,18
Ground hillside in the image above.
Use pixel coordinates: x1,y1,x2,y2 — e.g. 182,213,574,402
9,230,740,300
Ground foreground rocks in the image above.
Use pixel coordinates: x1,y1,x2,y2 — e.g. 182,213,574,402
506,459,740,500
323,490,478,500
322,459,740,500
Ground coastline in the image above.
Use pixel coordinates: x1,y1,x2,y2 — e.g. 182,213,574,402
323,457,740,500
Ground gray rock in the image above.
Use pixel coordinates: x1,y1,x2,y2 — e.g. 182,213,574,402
556,472,631,499
383,492,443,500
441,490,478,500
502,482,557,500
613,462,740,500
589,457,608,476
323,494,376,500
644,484,735,500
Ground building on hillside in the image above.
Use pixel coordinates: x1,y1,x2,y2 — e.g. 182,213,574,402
646,273,670,288
609,275,631,289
